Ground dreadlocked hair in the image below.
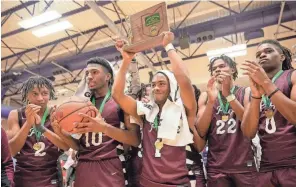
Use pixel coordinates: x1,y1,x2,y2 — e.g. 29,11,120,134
192,85,201,114
86,57,114,86
21,76,55,104
258,39,294,70
208,54,238,80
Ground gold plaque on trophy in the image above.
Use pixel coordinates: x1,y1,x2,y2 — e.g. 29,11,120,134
123,2,169,53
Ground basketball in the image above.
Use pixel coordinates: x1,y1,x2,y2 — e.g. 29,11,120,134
54,97,97,133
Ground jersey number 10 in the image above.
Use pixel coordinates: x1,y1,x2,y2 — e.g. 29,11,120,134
85,132,103,147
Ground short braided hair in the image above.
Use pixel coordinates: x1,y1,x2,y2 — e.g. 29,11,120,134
21,76,55,103
208,54,238,80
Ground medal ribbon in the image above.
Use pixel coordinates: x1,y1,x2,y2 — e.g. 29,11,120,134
153,115,159,130
34,107,49,142
262,70,283,108
218,86,236,114
91,89,111,113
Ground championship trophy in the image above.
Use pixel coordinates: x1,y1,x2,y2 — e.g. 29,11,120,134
123,2,169,53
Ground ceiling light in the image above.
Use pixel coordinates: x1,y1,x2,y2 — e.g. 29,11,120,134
18,11,61,29
32,21,73,37
207,44,247,60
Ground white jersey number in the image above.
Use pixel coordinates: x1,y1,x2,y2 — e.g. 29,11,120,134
216,119,237,135
34,142,46,157
265,117,276,134
85,132,103,147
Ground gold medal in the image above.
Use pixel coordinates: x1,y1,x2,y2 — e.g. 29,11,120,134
154,139,163,158
265,109,274,119
222,115,229,122
155,139,164,150
33,142,41,151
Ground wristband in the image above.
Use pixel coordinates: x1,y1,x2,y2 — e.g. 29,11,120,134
165,43,175,53
251,95,262,99
268,88,280,99
226,94,236,102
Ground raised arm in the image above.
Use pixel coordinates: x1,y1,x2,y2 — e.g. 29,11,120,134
112,40,140,121
241,78,263,139
261,71,296,124
163,32,196,113
196,77,217,138
31,107,69,151
218,71,245,120
7,107,38,156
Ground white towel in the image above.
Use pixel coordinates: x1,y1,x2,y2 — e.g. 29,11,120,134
136,70,193,146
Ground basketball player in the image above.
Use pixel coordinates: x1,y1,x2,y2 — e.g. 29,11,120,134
189,85,206,187
54,57,140,187
113,32,204,187
196,55,257,186
241,39,296,186
6,76,70,187
125,84,147,187
1,128,14,187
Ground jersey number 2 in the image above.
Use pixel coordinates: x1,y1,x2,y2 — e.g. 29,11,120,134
34,142,46,157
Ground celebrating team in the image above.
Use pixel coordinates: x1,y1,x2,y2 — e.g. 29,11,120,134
4,31,296,187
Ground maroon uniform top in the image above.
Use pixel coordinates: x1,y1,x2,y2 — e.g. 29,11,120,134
78,96,124,161
141,119,190,185
258,70,296,172
1,128,14,187
206,86,256,173
14,107,61,187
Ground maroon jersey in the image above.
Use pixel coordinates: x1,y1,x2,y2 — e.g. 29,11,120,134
126,146,142,187
206,86,256,173
141,119,190,185
258,70,296,172
14,107,61,187
78,96,124,161
1,128,14,187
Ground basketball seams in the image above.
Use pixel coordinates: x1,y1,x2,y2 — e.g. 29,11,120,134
80,108,97,123
57,104,89,123
58,100,88,107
